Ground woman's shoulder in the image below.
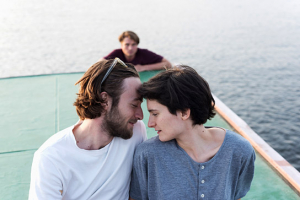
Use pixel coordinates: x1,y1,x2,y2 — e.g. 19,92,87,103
225,130,255,156
135,136,176,156
137,136,163,149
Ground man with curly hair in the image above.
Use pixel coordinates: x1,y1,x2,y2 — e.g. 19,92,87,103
29,58,147,199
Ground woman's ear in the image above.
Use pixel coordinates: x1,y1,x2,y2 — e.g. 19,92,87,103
180,109,191,120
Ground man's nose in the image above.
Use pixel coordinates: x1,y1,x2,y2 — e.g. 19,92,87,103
135,107,143,120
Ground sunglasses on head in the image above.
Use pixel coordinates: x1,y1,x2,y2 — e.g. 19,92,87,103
100,58,129,87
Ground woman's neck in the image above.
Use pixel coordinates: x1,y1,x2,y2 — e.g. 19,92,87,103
176,125,226,163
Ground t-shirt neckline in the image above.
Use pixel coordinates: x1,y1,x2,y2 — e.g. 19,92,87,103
175,129,228,165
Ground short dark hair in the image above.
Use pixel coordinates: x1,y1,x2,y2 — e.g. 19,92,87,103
74,59,139,120
138,65,215,125
119,31,140,44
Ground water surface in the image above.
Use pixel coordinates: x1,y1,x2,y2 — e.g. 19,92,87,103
1,0,300,170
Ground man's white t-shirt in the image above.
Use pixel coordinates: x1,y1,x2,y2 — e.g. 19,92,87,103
29,120,147,200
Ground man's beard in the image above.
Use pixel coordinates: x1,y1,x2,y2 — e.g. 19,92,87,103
101,106,137,139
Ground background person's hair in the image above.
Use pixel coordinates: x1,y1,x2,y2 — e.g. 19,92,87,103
119,31,140,44
74,59,139,120
138,65,215,125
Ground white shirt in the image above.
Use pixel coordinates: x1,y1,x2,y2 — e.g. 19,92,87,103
29,120,147,200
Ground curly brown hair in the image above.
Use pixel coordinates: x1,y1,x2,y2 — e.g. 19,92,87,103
74,59,139,120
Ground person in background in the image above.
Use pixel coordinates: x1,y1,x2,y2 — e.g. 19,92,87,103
130,65,255,200
29,58,147,199
100,31,171,72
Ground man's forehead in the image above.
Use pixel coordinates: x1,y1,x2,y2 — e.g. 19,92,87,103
120,77,142,100
123,37,137,44
121,89,143,102
122,77,141,87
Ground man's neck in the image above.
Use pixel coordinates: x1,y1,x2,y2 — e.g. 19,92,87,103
125,55,135,62
73,118,113,150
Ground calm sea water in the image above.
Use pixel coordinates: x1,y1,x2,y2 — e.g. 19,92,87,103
1,0,300,170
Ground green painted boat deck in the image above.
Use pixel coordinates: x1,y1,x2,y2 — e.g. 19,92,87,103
0,72,299,199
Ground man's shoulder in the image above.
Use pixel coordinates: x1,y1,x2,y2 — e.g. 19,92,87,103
132,120,147,138
104,49,123,59
111,48,123,53
36,126,73,155
135,48,163,64
133,120,145,132
137,48,156,54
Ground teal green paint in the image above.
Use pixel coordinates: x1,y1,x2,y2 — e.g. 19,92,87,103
0,72,298,199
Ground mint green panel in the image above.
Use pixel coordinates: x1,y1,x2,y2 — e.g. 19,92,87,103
56,74,82,131
0,72,299,200
0,76,57,153
0,150,34,199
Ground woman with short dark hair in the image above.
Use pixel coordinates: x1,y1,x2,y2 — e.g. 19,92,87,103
130,65,255,200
